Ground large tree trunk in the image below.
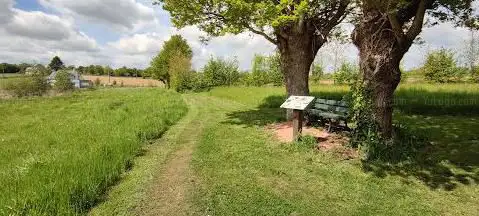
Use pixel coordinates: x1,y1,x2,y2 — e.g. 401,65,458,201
277,28,322,119
352,11,407,138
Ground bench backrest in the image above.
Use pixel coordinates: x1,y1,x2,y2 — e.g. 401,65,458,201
312,98,349,115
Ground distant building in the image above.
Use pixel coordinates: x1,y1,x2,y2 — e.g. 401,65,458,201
47,70,92,88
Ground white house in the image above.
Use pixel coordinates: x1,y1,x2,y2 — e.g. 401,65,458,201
47,70,92,88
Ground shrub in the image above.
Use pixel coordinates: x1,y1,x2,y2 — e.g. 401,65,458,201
202,57,240,87
266,53,283,86
333,62,358,84
311,63,324,83
94,78,101,86
169,53,194,92
423,49,462,83
4,74,49,97
112,80,117,86
473,67,479,83
54,70,74,92
189,72,210,92
243,53,284,86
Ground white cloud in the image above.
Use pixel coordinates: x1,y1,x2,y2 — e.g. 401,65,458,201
6,9,73,40
39,0,155,31
0,3,98,65
108,33,167,54
0,0,14,24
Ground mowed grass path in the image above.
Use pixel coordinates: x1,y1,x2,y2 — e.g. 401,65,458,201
95,84,478,215
0,88,187,215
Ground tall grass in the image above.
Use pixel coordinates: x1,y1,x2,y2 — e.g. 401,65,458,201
0,88,187,215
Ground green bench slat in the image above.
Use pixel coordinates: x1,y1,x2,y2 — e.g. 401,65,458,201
335,106,348,114
309,110,346,120
309,98,349,121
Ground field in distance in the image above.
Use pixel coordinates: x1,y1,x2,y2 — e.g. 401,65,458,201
83,75,164,87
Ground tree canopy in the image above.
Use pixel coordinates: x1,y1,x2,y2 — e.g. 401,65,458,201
156,0,351,44
150,35,192,87
48,56,65,72
156,0,352,101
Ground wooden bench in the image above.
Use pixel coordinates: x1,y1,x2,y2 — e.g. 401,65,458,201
306,98,350,132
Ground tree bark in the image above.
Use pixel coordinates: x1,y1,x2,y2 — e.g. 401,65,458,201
277,27,322,119
352,11,407,138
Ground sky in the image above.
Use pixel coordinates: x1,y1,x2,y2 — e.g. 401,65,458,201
0,0,475,71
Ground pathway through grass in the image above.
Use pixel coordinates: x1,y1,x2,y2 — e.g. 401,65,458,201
92,89,478,216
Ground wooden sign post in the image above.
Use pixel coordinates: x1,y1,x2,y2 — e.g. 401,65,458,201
280,96,315,141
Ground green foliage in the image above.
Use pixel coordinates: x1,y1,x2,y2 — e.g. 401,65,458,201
150,35,192,87
157,0,337,38
4,74,49,97
266,53,283,86
0,63,21,73
472,66,479,83
104,66,114,76
169,53,194,92
349,79,429,161
48,56,65,71
423,49,464,83
333,62,358,84
54,70,74,92
311,63,324,83
25,64,50,76
242,54,283,86
0,88,187,215
202,57,240,87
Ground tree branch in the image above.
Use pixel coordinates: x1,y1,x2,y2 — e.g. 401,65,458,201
387,10,406,47
245,25,278,44
204,11,277,44
406,0,427,43
322,0,350,32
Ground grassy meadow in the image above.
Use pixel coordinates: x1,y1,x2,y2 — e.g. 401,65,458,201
2,82,478,215
190,83,479,215
0,88,187,215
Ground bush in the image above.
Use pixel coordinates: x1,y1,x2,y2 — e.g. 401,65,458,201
202,57,240,87
473,67,479,83
243,53,283,86
311,63,324,83
54,70,74,92
333,62,358,84
4,74,49,97
169,53,194,92
94,78,101,86
189,72,210,92
423,49,463,83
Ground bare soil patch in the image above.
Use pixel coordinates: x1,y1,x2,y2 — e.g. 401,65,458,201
267,122,358,159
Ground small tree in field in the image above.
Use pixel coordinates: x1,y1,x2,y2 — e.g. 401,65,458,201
169,53,193,92
423,49,461,83
311,63,324,83
333,62,358,84
151,35,192,88
48,56,65,71
54,70,74,92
